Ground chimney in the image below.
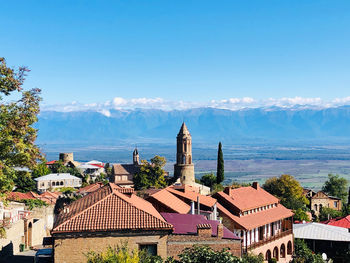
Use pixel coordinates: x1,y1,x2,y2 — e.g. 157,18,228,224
197,196,200,215
224,187,232,196
197,224,212,237
217,223,224,239
213,202,218,221
252,182,259,190
191,201,195,215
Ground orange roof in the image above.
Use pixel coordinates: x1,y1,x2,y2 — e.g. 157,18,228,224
38,191,61,204
149,189,191,214
78,182,105,194
52,183,172,233
7,192,37,201
218,203,293,230
216,185,279,212
166,186,217,208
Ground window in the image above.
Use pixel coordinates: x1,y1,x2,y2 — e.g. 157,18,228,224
334,201,338,208
139,244,157,256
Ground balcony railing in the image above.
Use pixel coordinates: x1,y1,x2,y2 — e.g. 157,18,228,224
244,229,293,251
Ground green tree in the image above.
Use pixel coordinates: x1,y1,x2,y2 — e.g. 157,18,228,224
0,57,42,196
133,156,167,190
200,173,216,187
216,142,224,184
318,207,343,221
14,171,36,192
322,174,348,203
263,175,309,220
31,161,51,179
292,239,324,263
263,175,309,209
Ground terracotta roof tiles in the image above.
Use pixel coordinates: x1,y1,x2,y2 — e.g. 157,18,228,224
149,189,191,214
166,186,216,208
52,183,172,233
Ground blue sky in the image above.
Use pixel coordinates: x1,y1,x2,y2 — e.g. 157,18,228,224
1,0,350,108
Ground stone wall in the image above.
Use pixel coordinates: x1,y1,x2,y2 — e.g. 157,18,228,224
167,234,241,259
53,232,168,263
0,219,25,258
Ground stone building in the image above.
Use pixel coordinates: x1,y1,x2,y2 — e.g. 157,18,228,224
213,183,294,262
174,122,195,185
51,183,173,263
110,148,140,187
173,123,210,195
308,191,342,217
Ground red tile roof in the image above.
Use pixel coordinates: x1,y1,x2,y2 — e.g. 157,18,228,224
322,215,350,229
78,182,105,194
52,183,172,233
149,189,191,214
166,186,217,208
46,160,57,165
38,192,61,204
216,185,279,212
90,163,104,168
7,192,37,201
214,185,293,230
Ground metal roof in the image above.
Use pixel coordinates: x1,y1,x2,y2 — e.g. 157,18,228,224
293,223,350,242
34,173,81,181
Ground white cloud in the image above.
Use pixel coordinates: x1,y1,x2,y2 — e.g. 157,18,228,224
41,96,350,113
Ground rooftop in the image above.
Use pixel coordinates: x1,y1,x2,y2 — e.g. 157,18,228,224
294,222,350,242
148,189,191,214
161,213,240,240
166,185,217,208
52,183,172,234
216,184,279,211
322,215,350,229
35,173,81,181
112,164,139,175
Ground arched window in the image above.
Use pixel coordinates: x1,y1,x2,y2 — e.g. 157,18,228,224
280,243,286,258
319,204,323,211
287,241,293,255
60,181,64,186
189,156,192,164
182,155,186,164
314,204,318,211
273,246,279,261
52,182,55,186
265,250,271,260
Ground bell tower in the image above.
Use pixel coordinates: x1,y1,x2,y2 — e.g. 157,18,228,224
174,122,195,185
133,148,139,165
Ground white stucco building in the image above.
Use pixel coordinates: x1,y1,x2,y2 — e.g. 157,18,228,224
35,173,82,192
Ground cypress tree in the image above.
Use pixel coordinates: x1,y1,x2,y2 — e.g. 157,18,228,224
216,142,224,184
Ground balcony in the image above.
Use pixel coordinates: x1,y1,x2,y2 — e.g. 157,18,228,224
245,229,293,251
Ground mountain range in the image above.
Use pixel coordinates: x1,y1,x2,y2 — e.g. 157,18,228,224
36,106,350,146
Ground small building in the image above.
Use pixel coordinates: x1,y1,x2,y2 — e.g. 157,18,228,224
294,222,350,260
161,213,241,258
52,183,173,263
304,190,342,217
110,148,140,187
213,182,294,262
77,160,105,180
35,173,82,192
